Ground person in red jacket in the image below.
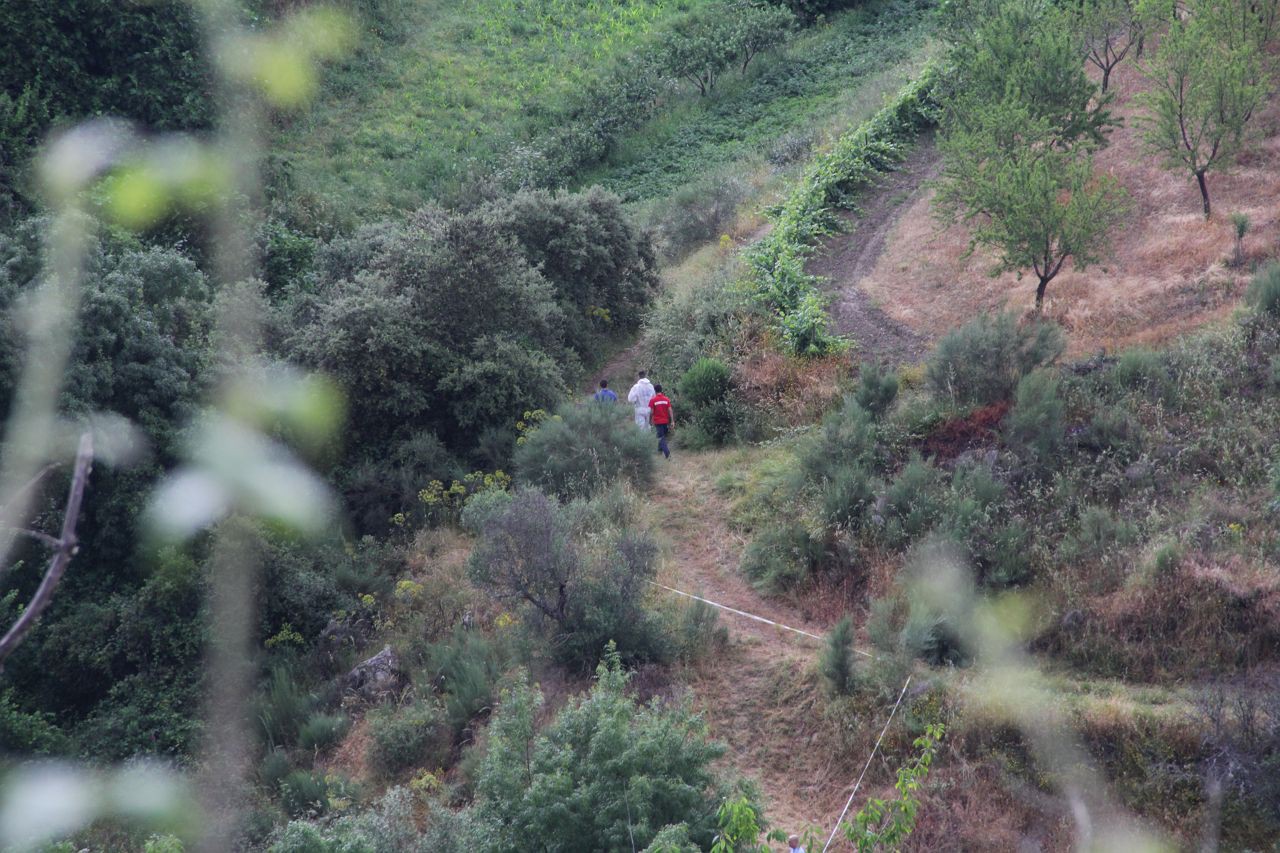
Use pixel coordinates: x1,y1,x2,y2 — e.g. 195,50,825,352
648,384,673,459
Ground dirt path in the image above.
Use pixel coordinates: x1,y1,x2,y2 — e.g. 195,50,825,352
805,141,940,367
646,450,855,843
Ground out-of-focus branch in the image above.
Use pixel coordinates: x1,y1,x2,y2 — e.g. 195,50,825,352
0,210,91,574
0,432,94,670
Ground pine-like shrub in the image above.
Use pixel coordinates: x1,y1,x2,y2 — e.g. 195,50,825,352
855,361,899,420
926,312,1064,407
1004,370,1065,464
820,616,857,696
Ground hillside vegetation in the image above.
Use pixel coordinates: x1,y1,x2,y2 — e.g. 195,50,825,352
3,0,1280,851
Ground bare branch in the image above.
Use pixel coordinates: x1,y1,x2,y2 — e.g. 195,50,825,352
0,432,94,670
9,528,62,549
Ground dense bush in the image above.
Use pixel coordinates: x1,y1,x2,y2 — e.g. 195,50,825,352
926,312,1064,407
472,651,731,851
468,489,665,670
297,712,349,754
802,397,878,480
423,628,509,740
284,188,657,473
821,465,876,530
514,403,655,500
679,357,737,447
366,700,451,778
1004,369,1065,464
741,523,822,591
880,455,945,548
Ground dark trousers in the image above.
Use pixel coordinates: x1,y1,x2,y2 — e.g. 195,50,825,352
655,423,670,458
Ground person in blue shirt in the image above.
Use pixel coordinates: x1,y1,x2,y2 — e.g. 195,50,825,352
593,379,618,403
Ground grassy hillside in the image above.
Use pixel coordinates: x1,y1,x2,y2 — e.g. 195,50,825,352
274,0,937,225
274,0,713,219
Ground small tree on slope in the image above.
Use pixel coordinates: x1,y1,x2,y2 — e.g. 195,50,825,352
1139,2,1267,219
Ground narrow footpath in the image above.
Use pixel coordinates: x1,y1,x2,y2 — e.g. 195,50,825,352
646,450,852,841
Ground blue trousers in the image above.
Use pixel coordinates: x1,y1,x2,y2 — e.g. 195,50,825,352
656,423,670,458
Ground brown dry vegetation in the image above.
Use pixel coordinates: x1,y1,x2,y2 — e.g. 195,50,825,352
851,59,1280,356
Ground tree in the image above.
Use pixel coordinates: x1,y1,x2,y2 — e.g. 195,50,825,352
945,0,1116,149
1138,3,1267,218
938,103,1128,310
1077,0,1142,92
726,3,796,74
474,649,731,852
820,615,857,696
843,724,945,851
467,489,665,668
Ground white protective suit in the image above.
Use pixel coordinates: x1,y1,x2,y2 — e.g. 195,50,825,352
627,377,655,428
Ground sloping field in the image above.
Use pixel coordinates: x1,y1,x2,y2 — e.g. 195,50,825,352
836,59,1280,356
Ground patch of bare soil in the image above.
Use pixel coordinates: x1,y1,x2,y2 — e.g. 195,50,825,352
852,60,1280,356
806,142,940,367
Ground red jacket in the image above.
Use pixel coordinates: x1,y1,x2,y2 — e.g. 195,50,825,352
649,394,673,425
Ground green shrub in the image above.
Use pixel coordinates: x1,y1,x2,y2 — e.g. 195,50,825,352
821,465,876,531
366,700,451,779
1246,262,1280,319
880,455,944,548
1111,347,1168,392
280,770,331,818
642,823,700,852
1004,370,1064,464
900,602,967,667
679,357,737,446
802,397,877,480
855,361,899,420
979,521,1033,588
820,616,857,696
514,403,655,499
1061,505,1136,565
740,523,821,592
1151,540,1183,576
0,688,69,754
474,651,729,851
926,312,1064,407
142,835,184,853
670,599,727,665
651,170,751,258
1076,405,1143,460
469,490,665,671
459,488,514,535
257,667,316,750
680,357,731,406
259,748,293,791
425,628,508,739
298,712,350,754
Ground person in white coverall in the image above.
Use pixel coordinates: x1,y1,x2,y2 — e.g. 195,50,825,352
627,371,655,428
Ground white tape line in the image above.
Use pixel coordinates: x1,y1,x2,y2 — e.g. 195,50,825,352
820,673,914,853
646,580,874,658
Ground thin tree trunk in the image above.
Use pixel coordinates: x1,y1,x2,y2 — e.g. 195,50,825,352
1036,276,1050,312
1196,170,1211,219
1101,64,1112,93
